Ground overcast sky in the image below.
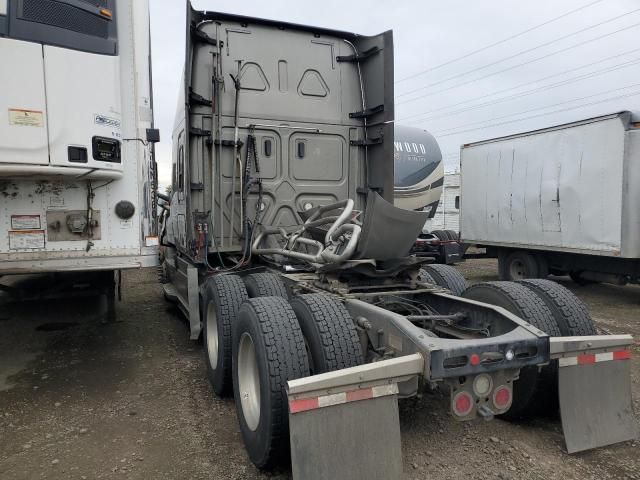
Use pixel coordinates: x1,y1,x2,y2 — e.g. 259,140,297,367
150,0,640,185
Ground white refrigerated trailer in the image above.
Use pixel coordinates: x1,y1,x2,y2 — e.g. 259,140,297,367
0,0,159,308
460,112,640,285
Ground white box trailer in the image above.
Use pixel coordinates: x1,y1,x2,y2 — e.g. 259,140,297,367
460,112,640,284
0,0,158,307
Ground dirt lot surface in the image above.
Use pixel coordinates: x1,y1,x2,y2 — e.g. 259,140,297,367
1,259,638,479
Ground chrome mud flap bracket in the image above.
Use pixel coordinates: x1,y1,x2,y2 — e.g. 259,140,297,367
286,354,424,480
551,335,638,453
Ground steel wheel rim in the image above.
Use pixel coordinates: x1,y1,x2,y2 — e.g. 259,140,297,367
509,259,526,280
206,303,219,369
238,332,261,431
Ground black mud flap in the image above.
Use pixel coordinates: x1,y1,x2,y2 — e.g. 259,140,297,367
558,348,638,453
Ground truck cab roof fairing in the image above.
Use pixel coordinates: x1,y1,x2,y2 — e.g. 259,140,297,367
189,7,362,42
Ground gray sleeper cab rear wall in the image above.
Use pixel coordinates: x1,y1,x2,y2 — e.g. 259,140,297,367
172,10,393,257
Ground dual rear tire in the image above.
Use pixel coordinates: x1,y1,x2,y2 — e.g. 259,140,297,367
463,279,596,419
233,293,362,468
202,273,363,469
232,297,309,468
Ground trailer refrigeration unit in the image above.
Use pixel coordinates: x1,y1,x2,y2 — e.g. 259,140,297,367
460,112,640,285
0,0,159,311
161,5,637,478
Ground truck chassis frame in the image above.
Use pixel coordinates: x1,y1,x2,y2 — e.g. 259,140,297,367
162,208,637,478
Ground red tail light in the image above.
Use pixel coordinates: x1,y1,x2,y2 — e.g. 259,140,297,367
452,391,473,417
493,385,512,410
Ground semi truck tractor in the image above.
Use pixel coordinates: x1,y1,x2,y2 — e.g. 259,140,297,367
0,0,159,311
160,4,637,478
460,112,640,285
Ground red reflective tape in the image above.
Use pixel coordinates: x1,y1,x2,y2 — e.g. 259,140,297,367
346,387,373,403
289,397,319,414
613,350,631,361
577,354,596,365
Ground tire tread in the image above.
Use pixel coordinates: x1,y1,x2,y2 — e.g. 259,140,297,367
291,294,363,372
235,297,309,469
462,281,560,419
204,274,248,395
517,279,596,336
245,273,288,299
421,264,467,296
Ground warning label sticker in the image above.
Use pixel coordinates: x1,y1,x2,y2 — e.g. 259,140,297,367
9,109,44,128
9,230,46,250
11,215,41,230
50,196,65,207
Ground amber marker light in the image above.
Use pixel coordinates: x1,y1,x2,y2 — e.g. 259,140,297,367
99,8,113,19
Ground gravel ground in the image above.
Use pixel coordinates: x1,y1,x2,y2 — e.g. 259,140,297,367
0,260,638,479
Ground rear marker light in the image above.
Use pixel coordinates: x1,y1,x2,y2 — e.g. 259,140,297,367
453,392,473,417
493,386,512,410
470,354,480,366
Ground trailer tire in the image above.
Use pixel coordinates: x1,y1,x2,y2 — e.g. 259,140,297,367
202,274,248,396
517,279,597,336
420,264,467,295
245,273,289,299
291,294,363,374
232,297,309,469
462,281,561,419
499,250,540,280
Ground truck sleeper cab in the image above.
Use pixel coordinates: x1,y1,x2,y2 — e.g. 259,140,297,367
161,5,637,479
